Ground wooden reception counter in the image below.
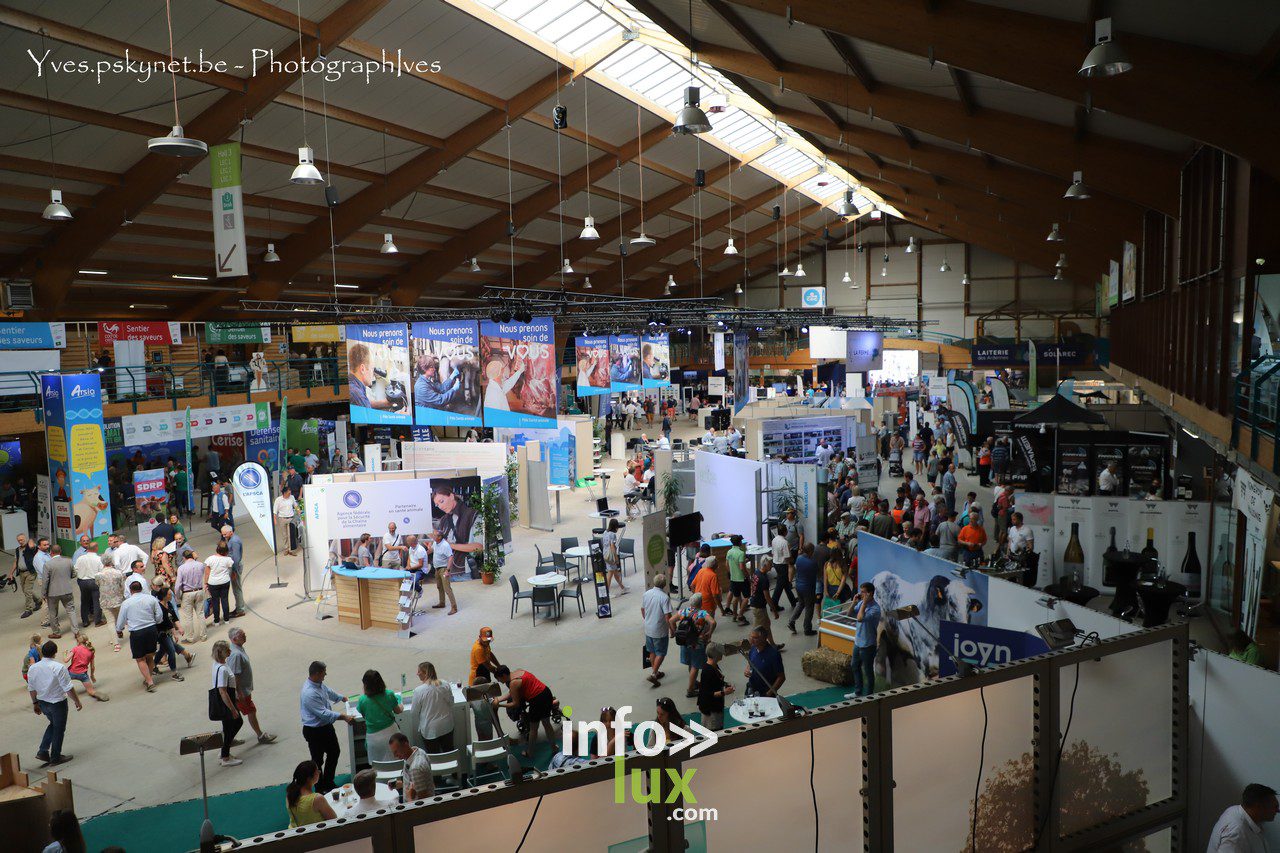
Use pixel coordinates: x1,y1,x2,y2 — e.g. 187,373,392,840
332,565,410,631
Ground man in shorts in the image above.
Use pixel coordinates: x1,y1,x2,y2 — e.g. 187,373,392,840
725,535,749,625
642,574,673,687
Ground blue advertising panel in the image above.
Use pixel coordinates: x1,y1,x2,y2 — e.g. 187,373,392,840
641,332,671,388
345,323,413,425
609,333,642,392
42,374,112,554
733,329,749,413
0,322,65,349
575,334,611,397
246,422,281,470
410,320,483,427
478,317,558,429
937,621,1050,677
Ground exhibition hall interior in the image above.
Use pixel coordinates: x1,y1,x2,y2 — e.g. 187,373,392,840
1,0,1279,851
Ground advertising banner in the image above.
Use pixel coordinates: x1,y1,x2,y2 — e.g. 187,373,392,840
108,439,186,475
292,324,346,343
36,473,51,540
231,462,276,551
609,333,642,392
639,510,668,589
574,334,611,397
937,621,1049,677
732,329,749,414
1109,259,1121,308
1012,492,1054,586
1234,468,1275,634
205,322,270,344
498,424,576,486
1166,501,1208,595
209,142,247,278
209,431,246,466
0,350,60,397
321,479,435,539
971,343,1027,365
345,323,413,425
707,375,726,398
641,332,671,388
845,331,884,373
132,468,167,543
42,373,112,554
1055,441,1092,496
989,376,1011,409
410,320,483,426
0,322,65,349
1122,244,1137,303
1094,444,1127,496
1126,439,1165,498
97,321,181,347
121,402,269,444
856,534,989,684
246,423,280,471
800,286,827,308
713,332,725,371
807,326,847,360
478,317,558,429
429,475,484,575
855,434,880,491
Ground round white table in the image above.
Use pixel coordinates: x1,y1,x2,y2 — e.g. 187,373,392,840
327,782,398,817
730,697,783,722
746,544,771,569
564,545,593,582
527,572,567,587
593,468,615,498
547,484,570,523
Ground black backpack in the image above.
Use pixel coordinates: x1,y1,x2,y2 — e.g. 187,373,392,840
673,611,697,647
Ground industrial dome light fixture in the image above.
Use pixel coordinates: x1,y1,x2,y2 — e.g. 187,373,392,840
291,146,325,185
962,271,970,286
469,258,481,273
584,276,593,290
579,215,600,241
630,232,656,247
905,236,917,254
1054,268,1065,281
263,242,281,263
673,85,712,135
562,258,575,275
940,259,952,273
148,125,208,157
1079,18,1133,78
842,270,852,285
42,189,73,222
734,281,743,294
723,237,738,256
1046,222,1064,242
1056,253,1068,269
380,233,399,254
779,264,793,278
839,190,857,218
881,265,888,277
793,260,807,279
1063,170,1090,200
666,273,678,290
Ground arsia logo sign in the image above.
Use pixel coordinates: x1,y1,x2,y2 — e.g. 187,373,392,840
563,706,718,816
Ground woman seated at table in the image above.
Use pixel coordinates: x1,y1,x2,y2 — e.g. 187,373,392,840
356,669,403,763
286,760,337,828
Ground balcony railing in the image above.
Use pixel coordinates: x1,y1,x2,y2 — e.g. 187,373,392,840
1232,355,1280,469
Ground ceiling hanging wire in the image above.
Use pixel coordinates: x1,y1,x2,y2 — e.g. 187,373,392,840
724,156,737,256
38,30,71,221
554,53,571,283
617,160,626,296
696,137,704,297
319,73,341,303
288,0,321,182
631,104,655,246
506,111,516,293
580,81,599,240
148,0,206,156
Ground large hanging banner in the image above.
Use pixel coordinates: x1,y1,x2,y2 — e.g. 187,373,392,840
732,329,749,414
292,325,346,343
0,322,65,349
410,320,483,427
478,317,558,429
845,331,884,373
713,332,725,371
42,374,112,554
231,462,276,550
133,468,167,543
97,321,182,347
121,402,269,443
247,422,280,470
36,473,51,540
205,322,270,344
640,332,671,388
210,142,248,278
707,375,726,398
574,334,611,397
345,323,413,425
1235,468,1275,634
609,333,642,392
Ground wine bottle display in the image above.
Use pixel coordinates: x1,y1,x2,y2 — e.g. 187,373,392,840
1063,522,1085,584
1105,526,1118,558
1180,532,1202,577
1141,527,1158,566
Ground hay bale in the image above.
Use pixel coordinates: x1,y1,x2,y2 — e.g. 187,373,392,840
801,646,854,686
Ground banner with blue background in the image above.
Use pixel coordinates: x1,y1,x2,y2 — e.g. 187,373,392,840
0,322,65,349
345,323,413,425
478,317,558,429
641,332,671,388
42,373,112,553
410,320,483,427
609,333,642,392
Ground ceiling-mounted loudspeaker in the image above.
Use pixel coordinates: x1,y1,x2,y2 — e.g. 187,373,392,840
5,281,35,311
325,186,340,208
772,205,780,221
552,104,568,130
694,168,705,187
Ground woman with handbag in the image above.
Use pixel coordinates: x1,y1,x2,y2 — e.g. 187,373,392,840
355,669,402,763
208,640,243,767
601,518,627,596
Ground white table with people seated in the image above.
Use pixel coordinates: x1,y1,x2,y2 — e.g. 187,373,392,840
327,780,399,816
343,683,471,776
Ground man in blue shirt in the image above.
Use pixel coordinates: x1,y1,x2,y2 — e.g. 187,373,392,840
788,543,820,637
849,582,882,697
300,660,354,793
744,627,785,697
221,525,245,617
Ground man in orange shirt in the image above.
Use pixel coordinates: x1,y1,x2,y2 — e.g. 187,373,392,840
957,511,988,568
689,560,722,616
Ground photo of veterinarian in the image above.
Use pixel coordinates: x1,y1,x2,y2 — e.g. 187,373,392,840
411,321,484,427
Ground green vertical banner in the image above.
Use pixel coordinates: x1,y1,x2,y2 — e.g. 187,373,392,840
184,406,193,511
210,142,247,277
1027,339,1038,394
278,396,288,481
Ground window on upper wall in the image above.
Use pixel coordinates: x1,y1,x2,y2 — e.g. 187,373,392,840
1140,210,1173,299
1177,147,1227,286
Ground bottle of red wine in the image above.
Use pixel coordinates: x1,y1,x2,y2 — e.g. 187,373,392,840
1140,527,1158,572
1104,526,1118,559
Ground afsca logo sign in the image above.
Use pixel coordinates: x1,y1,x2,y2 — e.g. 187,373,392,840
342,490,362,508
801,286,826,308
237,467,262,490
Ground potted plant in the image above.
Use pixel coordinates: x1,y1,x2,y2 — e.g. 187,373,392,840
772,478,802,519
468,483,505,584
659,472,682,517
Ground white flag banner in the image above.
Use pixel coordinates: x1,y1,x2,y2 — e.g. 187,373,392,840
231,462,275,550
713,332,725,371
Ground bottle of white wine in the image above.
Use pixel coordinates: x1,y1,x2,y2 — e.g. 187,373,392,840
1063,522,1085,587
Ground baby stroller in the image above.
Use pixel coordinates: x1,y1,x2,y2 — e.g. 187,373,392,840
887,448,904,478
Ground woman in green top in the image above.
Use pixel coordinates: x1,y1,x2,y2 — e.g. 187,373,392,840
1229,630,1262,666
356,669,403,763
286,760,336,828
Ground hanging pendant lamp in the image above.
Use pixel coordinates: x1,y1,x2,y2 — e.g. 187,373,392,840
735,281,743,295
470,258,481,273
43,189,72,222
263,242,281,263
843,271,853,285
1063,171,1090,200
1046,222,1064,242
1056,253,1068,269
380,233,399,254
584,276,593,290
1079,18,1132,78
673,86,712,135
724,237,738,256
562,258,575,275
793,261,807,279
291,146,324,185
580,216,600,240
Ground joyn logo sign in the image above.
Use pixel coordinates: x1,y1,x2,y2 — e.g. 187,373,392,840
801,286,826,308
562,706,718,815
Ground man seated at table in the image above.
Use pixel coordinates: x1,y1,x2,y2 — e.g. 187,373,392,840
387,732,434,802
349,769,383,816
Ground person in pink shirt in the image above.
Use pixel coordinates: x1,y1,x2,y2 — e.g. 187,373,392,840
64,634,108,702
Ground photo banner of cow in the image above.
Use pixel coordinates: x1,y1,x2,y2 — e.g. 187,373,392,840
478,317,558,429
855,532,989,687
640,332,671,388
574,334,611,397
609,333,642,392
345,324,413,425
410,320,483,427
41,373,113,554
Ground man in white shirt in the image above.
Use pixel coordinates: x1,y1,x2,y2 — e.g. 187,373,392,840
273,486,299,555
1006,512,1034,555
428,530,457,614
73,542,105,627
703,427,717,446
815,439,833,467
349,770,383,816
120,558,151,596
107,532,148,575
1206,783,1277,853
27,639,82,765
405,534,429,591
1097,462,1119,496
727,427,743,451
116,580,163,692
381,522,406,568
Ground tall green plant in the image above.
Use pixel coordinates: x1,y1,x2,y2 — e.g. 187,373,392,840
467,483,505,577
504,456,519,522
773,479,802,518
659,472,682,517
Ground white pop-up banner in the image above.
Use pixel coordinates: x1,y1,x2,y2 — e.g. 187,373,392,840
316,479,435,539
231,462,276,550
